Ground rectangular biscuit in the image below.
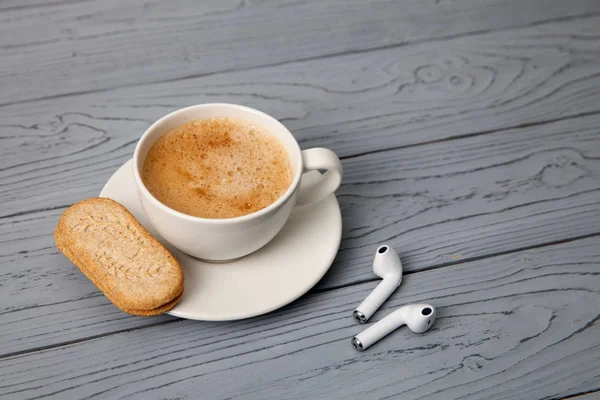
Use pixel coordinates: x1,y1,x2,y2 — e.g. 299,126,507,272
54,198,184,316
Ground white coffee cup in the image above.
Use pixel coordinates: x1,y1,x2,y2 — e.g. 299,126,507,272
133,103,343,261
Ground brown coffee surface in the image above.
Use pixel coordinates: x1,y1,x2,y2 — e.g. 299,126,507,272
142,117,293,219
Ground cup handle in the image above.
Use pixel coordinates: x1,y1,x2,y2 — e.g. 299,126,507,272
296,148,343,206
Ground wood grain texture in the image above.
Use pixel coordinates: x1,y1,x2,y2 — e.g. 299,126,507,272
1,236,598,400
3,1,600,397
2,0,600,105
2,16,600,218
324,112,600,288
2,111,600,356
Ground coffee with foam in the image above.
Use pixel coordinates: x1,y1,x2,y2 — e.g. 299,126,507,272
142,117,293,219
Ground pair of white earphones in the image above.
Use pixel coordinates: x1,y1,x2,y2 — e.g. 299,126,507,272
351,245,436,351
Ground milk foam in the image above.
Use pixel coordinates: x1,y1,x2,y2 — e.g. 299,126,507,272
142,117,293,219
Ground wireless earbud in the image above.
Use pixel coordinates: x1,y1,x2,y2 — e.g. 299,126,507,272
352,304,436,351
353,245,403,323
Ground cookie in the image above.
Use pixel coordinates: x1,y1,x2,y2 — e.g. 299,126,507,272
54,198,184,316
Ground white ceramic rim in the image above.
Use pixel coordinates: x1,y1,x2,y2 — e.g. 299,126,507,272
132,103,304,225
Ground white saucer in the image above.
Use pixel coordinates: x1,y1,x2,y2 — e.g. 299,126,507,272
100,159,342,321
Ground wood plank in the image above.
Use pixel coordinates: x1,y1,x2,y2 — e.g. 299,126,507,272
2,0,599,105
2,15,600,217
1,236,598,399
2,111,600,356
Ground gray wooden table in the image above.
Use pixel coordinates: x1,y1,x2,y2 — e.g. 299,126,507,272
2,1,600,399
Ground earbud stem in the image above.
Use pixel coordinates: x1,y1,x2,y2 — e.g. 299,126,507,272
353,308,406,351
354,277,400,323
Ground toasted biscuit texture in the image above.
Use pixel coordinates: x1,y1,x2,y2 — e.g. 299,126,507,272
122,289,183,316
54,198,184,315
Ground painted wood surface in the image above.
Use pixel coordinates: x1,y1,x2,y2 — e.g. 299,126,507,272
3,16,600,217
3,112,600,357
1,0,600,399
1,236,599,399
2,0,600,105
